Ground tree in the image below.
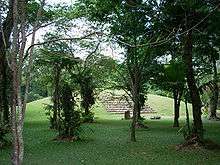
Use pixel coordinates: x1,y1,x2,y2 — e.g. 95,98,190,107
157,0,220,142
77,69,95,123
0,0,14,136
58,83,81,140
38,46,79,129
76,0,160,141
161,62,185,127
7,0,57,163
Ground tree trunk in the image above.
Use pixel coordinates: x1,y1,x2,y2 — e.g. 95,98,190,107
173,89,179,127
11,59,23,165
182,29,203,139
52,66,61,129
130,68,140,142
85,106,89,115
173,88,183,127
131,95,138,142
209,57,219,120
11,0,27,164
0,0,14,125
22,0,46,126
137,93,144,120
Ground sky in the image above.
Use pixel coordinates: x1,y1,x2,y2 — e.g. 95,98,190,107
32,0,123,61
46,0,72,5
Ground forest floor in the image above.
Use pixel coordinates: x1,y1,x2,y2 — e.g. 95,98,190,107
1,95,220,165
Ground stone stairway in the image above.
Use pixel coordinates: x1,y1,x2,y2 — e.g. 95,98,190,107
101,95,156,114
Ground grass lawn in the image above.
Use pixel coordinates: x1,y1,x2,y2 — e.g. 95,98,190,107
1,95,220,165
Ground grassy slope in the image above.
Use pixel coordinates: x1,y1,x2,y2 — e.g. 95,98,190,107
147,94,188,115
0,95,220,165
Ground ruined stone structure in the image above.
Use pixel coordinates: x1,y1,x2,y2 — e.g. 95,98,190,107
101,95,155,114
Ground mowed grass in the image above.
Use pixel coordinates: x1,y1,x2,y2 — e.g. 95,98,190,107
1,95,220,165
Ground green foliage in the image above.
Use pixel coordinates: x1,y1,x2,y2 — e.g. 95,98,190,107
0,123,10,148
164,62,185,84
77,70,95,121
26,0,70,27
58,83,81,138
44,104,55,129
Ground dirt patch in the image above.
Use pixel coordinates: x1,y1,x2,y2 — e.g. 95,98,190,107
53,136,79,142
135,122,149,129
176,136,220,151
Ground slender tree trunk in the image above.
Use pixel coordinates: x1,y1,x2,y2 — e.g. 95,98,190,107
185,93,191,135
85,106,89,115
131,92,138,142
182,28,203,139
137,93,144,120
137,108,141,120
130,68,140,142
209,57,219,119
173,88,183,127
173,89,179,127
209,84,219,119
22,0,46,124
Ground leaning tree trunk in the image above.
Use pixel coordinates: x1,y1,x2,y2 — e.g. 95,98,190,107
182,28,203,139
209,57,219,120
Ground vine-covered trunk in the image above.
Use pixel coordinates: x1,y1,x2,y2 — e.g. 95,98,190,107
52,66,61,129
209,57,219,119
0,0,14,125
182,29,203,139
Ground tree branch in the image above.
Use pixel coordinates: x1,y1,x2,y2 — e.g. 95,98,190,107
23,32,103,62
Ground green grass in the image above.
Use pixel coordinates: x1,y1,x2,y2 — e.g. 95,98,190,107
1,95,220,165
